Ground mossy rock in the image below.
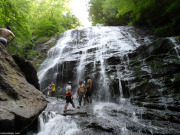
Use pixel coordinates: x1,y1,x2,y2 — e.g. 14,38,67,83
130,60,141,67
136,79,149,87
147,59,165,70
145,54,166,62
33,59,41,66
35,37,50,44
33,57,46,69
46,41,56,50
131,65,141,70
80,121,89,127
56,95,65,99
63,111,87,117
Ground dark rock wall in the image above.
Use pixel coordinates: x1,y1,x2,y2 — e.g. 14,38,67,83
12,55,40,90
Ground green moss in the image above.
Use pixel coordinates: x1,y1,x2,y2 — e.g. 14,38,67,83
107,74,111,80
33,59,41,66
130,60,140,66
132,66,141,70
56,95,64,99
80,121,89,127
135,75,140,78
91,122,98,125
33,57,46,69
147,58,164,69
136,79,149,86
35,37,50,44
172,59,180,65
90,69,93,73
175,75,180,82
46,41,56,50
66,109,74,112
79,113,86,117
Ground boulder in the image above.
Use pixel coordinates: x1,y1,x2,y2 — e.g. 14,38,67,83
12,55,40,90
0,44,47,132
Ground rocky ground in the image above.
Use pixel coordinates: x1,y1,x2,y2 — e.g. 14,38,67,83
35,97,180,135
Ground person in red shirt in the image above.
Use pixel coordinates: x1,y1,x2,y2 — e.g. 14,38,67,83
64,81,75,113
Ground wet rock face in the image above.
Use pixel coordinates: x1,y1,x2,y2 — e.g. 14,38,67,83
36,98,180,135
37,27,180,102
0,44,47,132
12,55,40,90
33,26,180,134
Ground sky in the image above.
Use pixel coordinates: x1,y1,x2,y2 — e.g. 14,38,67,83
69,0,92,27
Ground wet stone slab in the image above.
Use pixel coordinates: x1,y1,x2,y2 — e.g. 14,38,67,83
34,97,180,135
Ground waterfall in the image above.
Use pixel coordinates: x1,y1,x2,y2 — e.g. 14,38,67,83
34,26,180,135
37,25,150,100
37,111,80,135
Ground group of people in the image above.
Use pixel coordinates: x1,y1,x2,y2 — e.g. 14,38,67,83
43,82,56,97
64,77,92,113
0,26,15,48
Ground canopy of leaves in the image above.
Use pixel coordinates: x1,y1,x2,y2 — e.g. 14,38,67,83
0,0,81,58
88,0,180,36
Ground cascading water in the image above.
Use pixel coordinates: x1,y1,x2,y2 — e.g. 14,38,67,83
38,26,148,97
34,25,180,135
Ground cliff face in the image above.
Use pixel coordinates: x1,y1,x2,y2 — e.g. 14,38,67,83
0,43,47,132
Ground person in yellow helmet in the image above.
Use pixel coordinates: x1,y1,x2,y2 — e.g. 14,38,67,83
51,82,55,97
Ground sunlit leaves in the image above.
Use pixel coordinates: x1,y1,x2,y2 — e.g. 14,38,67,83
0,0,81,57
88,0,180,36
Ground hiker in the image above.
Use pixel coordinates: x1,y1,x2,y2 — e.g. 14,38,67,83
0,26,15,48
77,81,86,106
43,84,52,97
64,81,75,113
51,82,55,97
85,76,92,105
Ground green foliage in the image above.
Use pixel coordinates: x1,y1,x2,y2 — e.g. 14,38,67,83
88,0,180,36
0,0,81,58
27,50,37,60
88,0,105,25
0,0,31,39
35,17,60,37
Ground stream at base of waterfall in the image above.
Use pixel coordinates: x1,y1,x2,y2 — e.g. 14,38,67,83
34,97,180,135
